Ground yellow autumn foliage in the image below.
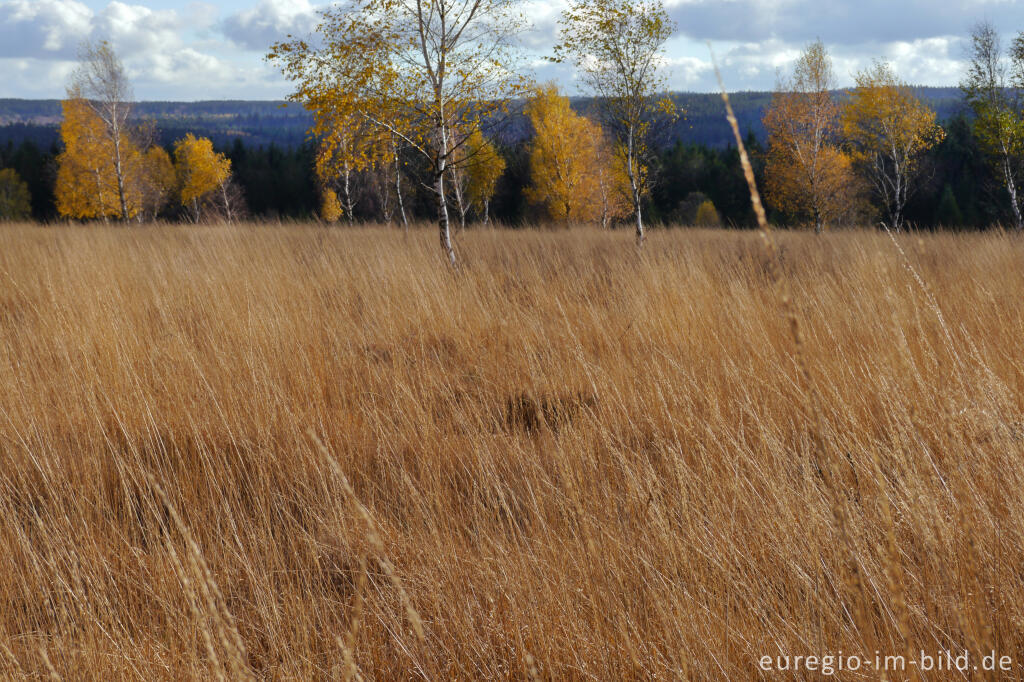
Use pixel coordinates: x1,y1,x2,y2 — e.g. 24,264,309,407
56,98,127,220
174,134,232,219
842,60,944,229
321,189,343,223
524,85,630,225
139,146,176,219
763,41,857,232
462,129,505,215
56,96,179,222
694,200,721,227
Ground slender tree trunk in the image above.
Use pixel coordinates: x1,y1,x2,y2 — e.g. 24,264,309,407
377,167,394,224
599,172,610,230
112,132,130,221
437,171,455,266
436,117,456,266
391,145,407,228
483,199,490,226
342,160,354,224
1002,151,1024,230
811,171,824,234
891,151,906,231
625,127,643,246
220,182,234,224
891,179,904,231
452,172,467,231
632,184,644,244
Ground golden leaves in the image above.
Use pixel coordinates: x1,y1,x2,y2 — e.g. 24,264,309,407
174,134,232,208
321,189,343,222
842,61,943,172
524,85,629,223
461,129,506,210
56,96,179,222
763,41,861,230
56,98,130,220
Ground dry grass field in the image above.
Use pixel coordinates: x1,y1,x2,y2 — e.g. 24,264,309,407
0,223,1022,679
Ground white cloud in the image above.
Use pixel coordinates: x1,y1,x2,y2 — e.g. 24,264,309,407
664,56,713,86
0,0,92,58
94,2,186,57
0,0,291,99
0,57,79,97
512,0,991,93
664,0,1024,45
0,0,1017,99
882,37,965,85
221,0,321,50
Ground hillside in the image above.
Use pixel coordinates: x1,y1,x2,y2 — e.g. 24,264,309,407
0,87,970,151
0,100,313,149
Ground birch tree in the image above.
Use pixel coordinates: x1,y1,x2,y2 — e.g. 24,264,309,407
763,41,853,233
842,61,943,230
309,95,377,224
962,22,1024,230
69,41,136,222
553,0,676,245
464,130,505,225
448,126,505,227
269,0,529,265
56,96,124,220
173,134,235,223
134,146,176,221
524,84,628,224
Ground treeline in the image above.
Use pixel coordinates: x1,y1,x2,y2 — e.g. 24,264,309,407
0,137,318,222
0,110,1003,229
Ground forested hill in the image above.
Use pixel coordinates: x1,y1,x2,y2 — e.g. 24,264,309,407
665,87,966,148
0,100,313,149
0,87,968,150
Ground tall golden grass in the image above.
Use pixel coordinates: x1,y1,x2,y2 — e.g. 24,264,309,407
0,222,1022,679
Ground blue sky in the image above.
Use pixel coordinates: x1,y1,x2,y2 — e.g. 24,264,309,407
2,0,1023,101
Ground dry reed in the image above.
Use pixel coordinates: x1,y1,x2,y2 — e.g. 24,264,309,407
0,222,1021,679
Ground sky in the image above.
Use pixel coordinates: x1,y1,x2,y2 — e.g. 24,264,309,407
2,0,1024,101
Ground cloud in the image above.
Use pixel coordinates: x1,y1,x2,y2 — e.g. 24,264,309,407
516,0,990,92
665,0,1024,46
0,0,1016,99
695,36,971,91
0,0,217,61
881,37,966,85
0,0,289,99
0,0,92,59
221,0,321,50
94,2,187,57
0,57,79,97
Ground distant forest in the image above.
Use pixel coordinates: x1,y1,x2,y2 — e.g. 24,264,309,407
0,88,993,227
